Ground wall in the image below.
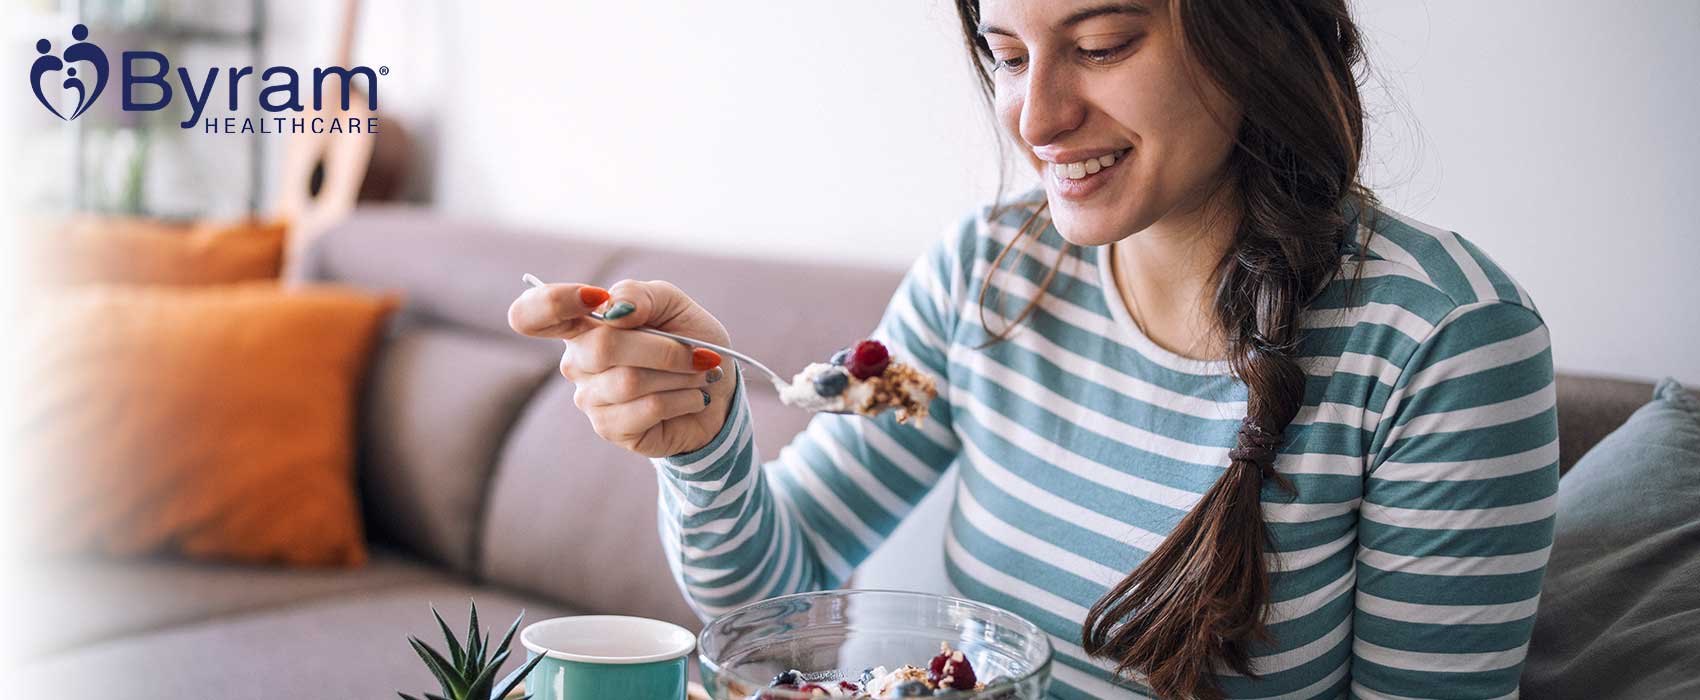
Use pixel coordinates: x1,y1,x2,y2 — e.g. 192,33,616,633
1352,1,1699,384
280,0,1697,383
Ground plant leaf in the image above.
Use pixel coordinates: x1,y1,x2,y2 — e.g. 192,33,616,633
426,694,453,700
432,604,466,671
398,693,424,700
491,609,526,659
466,599,480,657
410,636,469,699
492,652,546,700
465,599,483,676
467,646,510,699
466,627,484,677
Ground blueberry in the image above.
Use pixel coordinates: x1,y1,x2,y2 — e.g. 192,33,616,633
812,368,849,397
830,348,852,366
771,669,802,687
858,667,876,685
892,680,931,697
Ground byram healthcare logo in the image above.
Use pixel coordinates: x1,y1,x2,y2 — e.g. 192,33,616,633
29,24,106,120
28,24,384,135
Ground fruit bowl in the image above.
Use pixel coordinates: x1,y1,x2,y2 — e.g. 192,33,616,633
698,589,1053,699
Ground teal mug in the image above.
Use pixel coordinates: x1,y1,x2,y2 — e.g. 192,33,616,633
519,615,696,700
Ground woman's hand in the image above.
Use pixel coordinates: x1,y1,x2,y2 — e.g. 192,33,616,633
508,279,737,458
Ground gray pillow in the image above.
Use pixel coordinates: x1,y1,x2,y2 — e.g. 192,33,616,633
1522,378,1700,699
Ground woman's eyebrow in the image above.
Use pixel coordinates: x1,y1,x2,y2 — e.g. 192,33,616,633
979,2,1151,38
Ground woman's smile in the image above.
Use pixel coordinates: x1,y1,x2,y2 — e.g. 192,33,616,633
1044,146,1132,201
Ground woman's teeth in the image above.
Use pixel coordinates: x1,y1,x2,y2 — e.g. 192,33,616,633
1051,149,1128,180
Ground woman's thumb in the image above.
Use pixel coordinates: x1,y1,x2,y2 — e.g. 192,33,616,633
597,279,720,340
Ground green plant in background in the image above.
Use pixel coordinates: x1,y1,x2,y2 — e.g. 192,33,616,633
400,600,545,700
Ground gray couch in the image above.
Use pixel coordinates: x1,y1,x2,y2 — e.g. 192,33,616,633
14,207,1669,698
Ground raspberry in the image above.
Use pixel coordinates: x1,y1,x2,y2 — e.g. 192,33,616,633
927,645,977,690
845,340,890,379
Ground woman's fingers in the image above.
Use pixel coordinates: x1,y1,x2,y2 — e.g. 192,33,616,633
508,283,612,339
510,277,736,457
562,326,722,376
584,387,715,443
574,365,725,407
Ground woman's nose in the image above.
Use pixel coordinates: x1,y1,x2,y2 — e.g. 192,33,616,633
1018,60,1088,149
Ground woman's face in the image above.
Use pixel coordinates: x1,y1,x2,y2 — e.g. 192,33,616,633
979,0,1242,246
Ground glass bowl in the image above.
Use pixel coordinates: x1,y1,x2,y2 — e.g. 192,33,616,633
698,589,1053,699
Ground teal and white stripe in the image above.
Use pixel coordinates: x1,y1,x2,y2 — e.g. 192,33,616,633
654,193,1557,699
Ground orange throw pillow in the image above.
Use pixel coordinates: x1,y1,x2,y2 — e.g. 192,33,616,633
16,282,398,567
29,215,287,287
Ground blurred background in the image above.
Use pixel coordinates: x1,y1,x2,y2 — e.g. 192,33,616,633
8,0,1697,378
2,1,1696,698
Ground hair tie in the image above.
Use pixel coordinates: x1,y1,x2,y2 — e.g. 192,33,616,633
1229,419,1284,475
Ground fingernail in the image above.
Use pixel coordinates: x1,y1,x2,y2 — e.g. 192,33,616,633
705,366,725,384
691,348,722,371
579,286,610,307
700,389,712,406
603,301,635,320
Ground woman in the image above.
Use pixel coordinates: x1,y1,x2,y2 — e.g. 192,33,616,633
508,1,1558,697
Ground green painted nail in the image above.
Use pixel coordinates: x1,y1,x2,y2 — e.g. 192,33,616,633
603,301,635,320
701,389,712,406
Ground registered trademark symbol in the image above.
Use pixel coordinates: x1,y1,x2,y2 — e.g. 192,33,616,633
379,66,390,75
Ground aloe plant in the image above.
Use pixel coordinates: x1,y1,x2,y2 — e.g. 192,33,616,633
399,600,545,700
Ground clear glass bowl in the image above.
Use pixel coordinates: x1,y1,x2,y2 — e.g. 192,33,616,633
698,589,1053,699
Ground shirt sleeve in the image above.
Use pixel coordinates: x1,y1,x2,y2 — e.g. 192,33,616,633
1350,301,1559,699
651,216,974,622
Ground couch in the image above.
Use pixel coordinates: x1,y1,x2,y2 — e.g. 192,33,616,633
13,206,1675,698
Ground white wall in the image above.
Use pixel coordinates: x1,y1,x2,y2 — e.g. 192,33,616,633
280,0,1697,382
1352,1,1700,383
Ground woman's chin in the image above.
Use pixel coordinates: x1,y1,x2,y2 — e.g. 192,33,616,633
1048,210,1143,248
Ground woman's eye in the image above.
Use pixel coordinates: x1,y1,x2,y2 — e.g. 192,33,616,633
991,54,1028,73
1080,38,1137,64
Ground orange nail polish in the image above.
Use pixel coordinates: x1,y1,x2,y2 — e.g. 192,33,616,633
579,286,610,307
692,348,722,371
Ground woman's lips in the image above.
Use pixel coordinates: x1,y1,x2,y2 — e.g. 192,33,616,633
1048,147,1131,201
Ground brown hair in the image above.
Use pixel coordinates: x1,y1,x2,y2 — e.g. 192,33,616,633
953,1,1376,698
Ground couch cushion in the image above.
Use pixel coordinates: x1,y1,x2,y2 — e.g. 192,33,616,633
360,327,552,571
18,548,446,657
29,214,286,287
1554,373,1659,474
15,582,572,700
295,206,629,340
478,369,846,633
17,282,399,567
478,380,702,632
1521,378,1700,699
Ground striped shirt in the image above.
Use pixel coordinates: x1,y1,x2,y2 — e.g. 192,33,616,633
653,191,1558,700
